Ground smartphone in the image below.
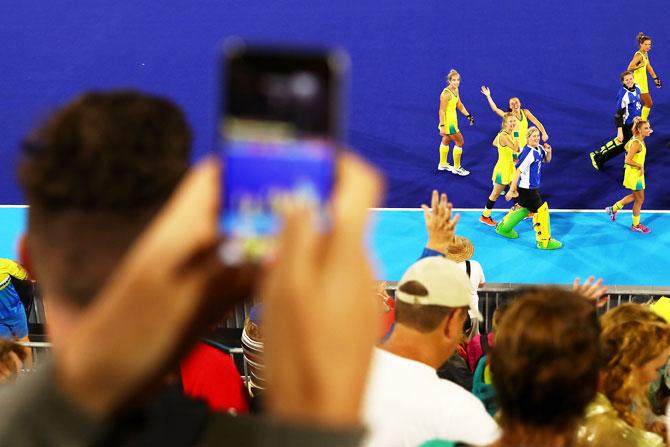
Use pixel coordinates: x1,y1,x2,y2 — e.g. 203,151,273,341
218,40,348,262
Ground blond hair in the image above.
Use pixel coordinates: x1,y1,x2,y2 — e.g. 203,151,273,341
501,112,516,130
446,69,460,82
631,117,648,135
600,304,670,430
526,126,540,141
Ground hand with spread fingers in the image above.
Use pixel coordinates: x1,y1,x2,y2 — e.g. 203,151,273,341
572,276,609,307
422,190,460,255
263,153,383,428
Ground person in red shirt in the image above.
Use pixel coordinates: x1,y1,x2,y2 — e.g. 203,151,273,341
180,340,249,414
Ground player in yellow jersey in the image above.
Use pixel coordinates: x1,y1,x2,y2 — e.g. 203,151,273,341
480,86,549,151
480,113,519,226
606,118,653,233
437,69,475,176
627,32,661,121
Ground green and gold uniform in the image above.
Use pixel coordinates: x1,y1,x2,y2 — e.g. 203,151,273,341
441,88,460,135
623,137,646,191
633,51,649,94
511,110,528,161
492,131,515,185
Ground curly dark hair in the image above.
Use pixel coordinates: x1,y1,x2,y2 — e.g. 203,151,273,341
18,90,191,307
490,288,600,434
19,90,190,212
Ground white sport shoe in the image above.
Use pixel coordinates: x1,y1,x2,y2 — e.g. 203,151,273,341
438,163,455,172
452,166,470,176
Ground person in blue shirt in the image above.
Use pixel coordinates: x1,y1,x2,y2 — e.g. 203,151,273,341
496,127,562,250
589,71,643,171
0,259,30,341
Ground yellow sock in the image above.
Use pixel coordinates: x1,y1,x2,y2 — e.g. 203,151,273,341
439,144,449,165
453,146,463,168
632,214,640,227
613,200,625,212
482,208,492,218
641,106,650,121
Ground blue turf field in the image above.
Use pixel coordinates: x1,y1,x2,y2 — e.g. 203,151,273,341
369,209,670,287
2,207,668,287
0,207,26,262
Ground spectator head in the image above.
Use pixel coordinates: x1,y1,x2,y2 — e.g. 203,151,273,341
491,299,509,333
490,288,600,441
394,257,481,356
445,236,474,263
18,90,191,312
599,304,670,429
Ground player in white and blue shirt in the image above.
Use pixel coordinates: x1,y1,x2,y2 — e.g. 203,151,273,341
496,127,562,250
590,71,642,170
516,145,547,190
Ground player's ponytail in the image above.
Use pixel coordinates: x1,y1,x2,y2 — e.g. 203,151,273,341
632,117,648,134
637,32,651,46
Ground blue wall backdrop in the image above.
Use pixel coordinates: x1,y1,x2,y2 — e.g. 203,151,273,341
1,1,668,209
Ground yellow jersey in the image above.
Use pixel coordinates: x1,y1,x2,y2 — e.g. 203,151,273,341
441,88,460,135
623,137,646,190
633,51,649,94
512,109,529,149
0,259,28,289
492,131,516,185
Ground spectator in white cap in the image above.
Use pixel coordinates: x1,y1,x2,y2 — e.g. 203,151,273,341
362,253,500,446
417,191,485,337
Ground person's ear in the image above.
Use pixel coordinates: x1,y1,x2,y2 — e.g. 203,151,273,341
443,309,462,341
18,234,35,278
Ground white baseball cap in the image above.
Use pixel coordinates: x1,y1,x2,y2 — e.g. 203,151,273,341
395,256,483,321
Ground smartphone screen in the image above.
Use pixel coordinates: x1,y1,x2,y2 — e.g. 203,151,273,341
218,41,347,261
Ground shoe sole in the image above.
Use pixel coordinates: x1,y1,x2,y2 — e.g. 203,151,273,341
438,166,455,173
537,241,563,250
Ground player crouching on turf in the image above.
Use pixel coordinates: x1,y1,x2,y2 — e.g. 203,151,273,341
496,127,562,250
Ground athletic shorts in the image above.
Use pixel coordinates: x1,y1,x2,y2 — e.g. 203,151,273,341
517,187,543,213
0,309,28,339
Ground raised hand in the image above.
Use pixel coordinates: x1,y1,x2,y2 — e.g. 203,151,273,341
572,276,608,307
422,190,460,254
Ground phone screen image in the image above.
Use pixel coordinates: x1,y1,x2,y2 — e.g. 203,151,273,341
219,43,346,259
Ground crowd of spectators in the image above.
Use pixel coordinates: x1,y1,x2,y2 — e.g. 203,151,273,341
1,89,669,447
